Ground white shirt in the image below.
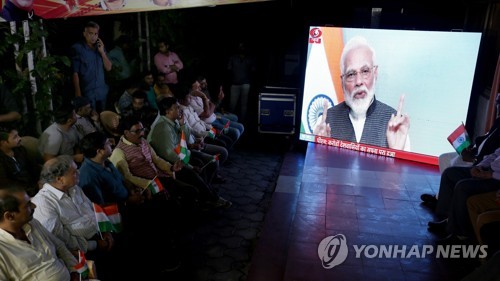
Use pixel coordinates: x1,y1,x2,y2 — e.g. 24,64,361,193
189,95,217,124
32,183,99,253
0,219,77,281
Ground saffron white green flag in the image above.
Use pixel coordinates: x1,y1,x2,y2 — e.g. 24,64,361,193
207,127,217,139
147,176,164,195
447,123,471,154
74,250,89,278
174,131,191,164
93,203,120,233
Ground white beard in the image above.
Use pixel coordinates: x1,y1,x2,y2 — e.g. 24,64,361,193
344,85,375,119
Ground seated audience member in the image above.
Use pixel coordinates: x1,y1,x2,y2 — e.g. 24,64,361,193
32,155,114,256
120,90,158,134
78,131,183,274
153,71,174,101
422,117,500,207
38,108,83,164
156,83,175,102
117,81,140,114
110,115,230,209
32,155,116,279
0,185,79,281
435,115,500,176
0,84,21,130
188,78,240,148
176,88,230,166
467,191,500,254
79,131,129,205
148,97,226,187
426,147,500,244
142,70,155,92
0,128,41,196
177,87,233,149
73,96,104,139
197,75,244,135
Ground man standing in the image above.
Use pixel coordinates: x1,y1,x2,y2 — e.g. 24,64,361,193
314,36,410,151
227,42,255,124
153,39,183,92
71,21,112,113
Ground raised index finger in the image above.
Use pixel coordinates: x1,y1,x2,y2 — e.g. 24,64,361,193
396,94,405,116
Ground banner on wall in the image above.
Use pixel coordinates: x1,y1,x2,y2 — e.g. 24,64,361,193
0,0,272,22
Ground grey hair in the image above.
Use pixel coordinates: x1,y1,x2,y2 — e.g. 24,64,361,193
339,36,377,75
40,155,74,184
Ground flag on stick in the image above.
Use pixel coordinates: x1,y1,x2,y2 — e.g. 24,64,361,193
174,131,191,164
200,154,220,171
73,250,89,279
101,203,122,233
222,120,230,134
447,123,471,155
93,203,118,233
207,127,217,139
147,176,164,195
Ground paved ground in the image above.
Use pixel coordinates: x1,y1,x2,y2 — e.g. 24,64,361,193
159,134,294,281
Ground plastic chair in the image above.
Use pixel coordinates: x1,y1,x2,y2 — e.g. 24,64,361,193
100,111,121,138
20,136,43,165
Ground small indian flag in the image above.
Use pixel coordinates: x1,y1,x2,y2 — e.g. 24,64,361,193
147,176,164,195
222,120,230,134
174,131,191,164
101,203,122,233
93,203,117,233
207,127,217,139
447,123,471,154
74,250,89,278
200,154,221,171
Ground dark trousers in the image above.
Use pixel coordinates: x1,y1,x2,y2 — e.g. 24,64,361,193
437,166,500,236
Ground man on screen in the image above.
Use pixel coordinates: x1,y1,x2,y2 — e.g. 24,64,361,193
314,36,411,151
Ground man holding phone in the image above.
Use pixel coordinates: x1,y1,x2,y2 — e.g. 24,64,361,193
71,21,112,113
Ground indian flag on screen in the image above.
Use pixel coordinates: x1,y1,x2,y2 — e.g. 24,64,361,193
301,27,344,134
447,123,471,154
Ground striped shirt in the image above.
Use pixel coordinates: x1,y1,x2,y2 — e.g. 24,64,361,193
110,136,172,189
32,183,98,253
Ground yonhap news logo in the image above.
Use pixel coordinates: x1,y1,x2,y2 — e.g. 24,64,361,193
318,234,349,269
318,233,488,269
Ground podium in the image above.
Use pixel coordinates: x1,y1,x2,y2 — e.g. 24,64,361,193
258,86,297,135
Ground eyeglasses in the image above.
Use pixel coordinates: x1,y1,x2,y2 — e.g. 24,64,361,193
342,66,377,82
129,128,146,134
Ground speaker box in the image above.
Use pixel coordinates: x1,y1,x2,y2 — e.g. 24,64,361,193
258,87,297,134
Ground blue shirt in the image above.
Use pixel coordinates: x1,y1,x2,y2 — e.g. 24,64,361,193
71,41,109,101
79,158,128,205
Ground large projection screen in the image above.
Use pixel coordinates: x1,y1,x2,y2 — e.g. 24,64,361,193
299,27,482,165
